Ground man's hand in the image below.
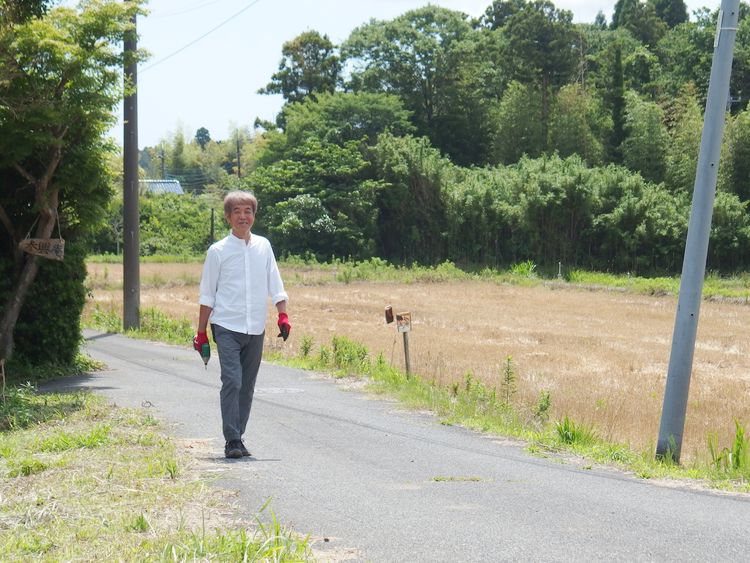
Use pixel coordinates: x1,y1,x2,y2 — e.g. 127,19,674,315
277,312,291,341
193,331,209,351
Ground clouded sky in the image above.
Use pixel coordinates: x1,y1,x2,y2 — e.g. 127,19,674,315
104,0,713,147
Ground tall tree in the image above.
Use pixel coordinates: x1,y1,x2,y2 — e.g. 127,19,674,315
620,90,669,183
548,84,608,165
720,109,750,202
612,0,667,46
649,0,688,28
500,0,577,144
258,30,340,105
479,0,526,29
281,91,414,147
0,0,145,362
665,84,702,193
341,6,473,157
195,127,211,150
0,0,51,23
490,81,544,164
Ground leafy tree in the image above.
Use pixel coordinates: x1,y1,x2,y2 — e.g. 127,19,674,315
368,133,453,263
0,0,145,362
709,191,750,271
620,90,668,183
612,0,667,46
548,84,608,166
609,44,627,162
246,138,382,260
656,16,714,101
342,6,474,159
0,0,51,23
490,81,544,164
720,109,750,201
649,0,688,28
479,0,526,29
664,84,702,193
707,191,750,272
500,0,577,141
195,127,211,150
431,28,506,166
623,45,661,97
258,30,340,105
281,91,414,148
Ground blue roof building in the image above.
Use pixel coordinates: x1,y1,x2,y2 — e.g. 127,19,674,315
140,179,184,195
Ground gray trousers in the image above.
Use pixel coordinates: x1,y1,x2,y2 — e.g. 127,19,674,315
212,324,265,442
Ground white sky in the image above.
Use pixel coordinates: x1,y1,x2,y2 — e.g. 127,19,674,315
100,0,713,147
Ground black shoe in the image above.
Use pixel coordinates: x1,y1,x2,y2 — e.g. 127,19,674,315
239,440,251,457
225,440,242,459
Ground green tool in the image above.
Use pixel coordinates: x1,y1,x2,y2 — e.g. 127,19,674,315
199,342,210,369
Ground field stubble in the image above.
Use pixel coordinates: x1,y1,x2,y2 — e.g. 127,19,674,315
85,262,750,461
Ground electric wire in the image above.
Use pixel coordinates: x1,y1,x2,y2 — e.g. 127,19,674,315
140,0,264,74
153,0,230,19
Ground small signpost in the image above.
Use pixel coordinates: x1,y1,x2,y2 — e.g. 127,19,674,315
18,238,65,261
385,306,412,376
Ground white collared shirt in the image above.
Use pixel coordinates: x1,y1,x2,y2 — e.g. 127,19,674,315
199,232,288,335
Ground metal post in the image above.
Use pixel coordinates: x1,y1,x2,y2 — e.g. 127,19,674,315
656,0,739,462
123,8,140,330
402,332,411,377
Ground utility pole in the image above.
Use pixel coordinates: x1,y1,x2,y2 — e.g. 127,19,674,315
123,5,140,330
236,130,242,178
656,0,739,462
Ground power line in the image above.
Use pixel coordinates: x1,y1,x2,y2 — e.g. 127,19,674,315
153,0,229,19
140,0,264,74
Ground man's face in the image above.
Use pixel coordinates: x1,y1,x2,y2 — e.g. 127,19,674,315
227,204,255,237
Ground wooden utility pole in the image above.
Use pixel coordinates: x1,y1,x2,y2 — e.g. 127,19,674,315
123,6,140,330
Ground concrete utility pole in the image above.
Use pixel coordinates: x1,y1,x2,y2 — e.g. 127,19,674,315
123,7,140,330
656,0,740,462
236,131,242,178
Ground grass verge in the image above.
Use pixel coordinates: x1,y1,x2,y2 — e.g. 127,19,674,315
269,334,750,493
0,385,312,561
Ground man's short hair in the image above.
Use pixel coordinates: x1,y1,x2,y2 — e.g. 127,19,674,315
223,190,258,217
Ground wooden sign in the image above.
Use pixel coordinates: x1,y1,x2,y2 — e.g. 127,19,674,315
19,238,65,261
396,312,411,333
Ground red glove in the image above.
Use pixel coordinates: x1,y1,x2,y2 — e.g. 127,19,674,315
193,331,209,352
277,312,291,341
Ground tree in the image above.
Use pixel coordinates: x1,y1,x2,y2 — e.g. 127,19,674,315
281,91,414,148
0,0,52,23
649,0,688,28
246,138,383,260
612,0,667,47
665,84,702,193
720,109,750,202
499,0,578,143
479,0,526,30
0,0,145,362
548,84,608,166
258,30,340,105
620,90,668,183
490,81,544,164
342,6,474,157
195,127,211,150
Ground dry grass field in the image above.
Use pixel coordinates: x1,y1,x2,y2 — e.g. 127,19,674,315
85,262,750,462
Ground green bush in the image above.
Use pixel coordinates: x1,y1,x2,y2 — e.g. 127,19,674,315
4,242,87,368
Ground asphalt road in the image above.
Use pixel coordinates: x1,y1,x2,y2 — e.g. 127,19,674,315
42,330,750,562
